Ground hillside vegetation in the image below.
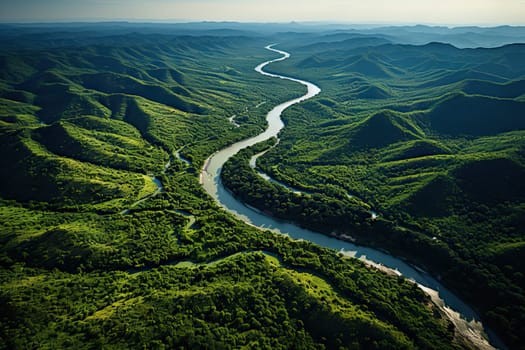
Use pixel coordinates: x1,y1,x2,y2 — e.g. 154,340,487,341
0,26,475,349
248,38,525,349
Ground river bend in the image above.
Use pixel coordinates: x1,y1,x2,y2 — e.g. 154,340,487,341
199,44,503,349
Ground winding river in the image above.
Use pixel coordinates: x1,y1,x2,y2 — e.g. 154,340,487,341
200,45,504,349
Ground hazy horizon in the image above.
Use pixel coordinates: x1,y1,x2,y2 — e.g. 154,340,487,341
0,0,524,26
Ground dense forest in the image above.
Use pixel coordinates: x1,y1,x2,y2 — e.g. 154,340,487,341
0,23,524,349
233,37,525,348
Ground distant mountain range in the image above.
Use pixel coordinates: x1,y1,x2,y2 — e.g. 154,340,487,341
1,22,524,48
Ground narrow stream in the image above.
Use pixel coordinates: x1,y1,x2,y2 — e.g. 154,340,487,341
200,45,505,349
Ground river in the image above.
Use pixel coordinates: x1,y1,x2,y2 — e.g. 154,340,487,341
200,44,504,349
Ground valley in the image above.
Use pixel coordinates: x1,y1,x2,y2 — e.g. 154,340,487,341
0,23,524,349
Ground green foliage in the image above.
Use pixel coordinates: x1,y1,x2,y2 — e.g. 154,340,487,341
247,38,525,349
423,92,525,136
0,28,466,350
222,144,372,233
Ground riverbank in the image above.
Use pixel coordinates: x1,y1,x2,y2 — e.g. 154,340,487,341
200,44,503,349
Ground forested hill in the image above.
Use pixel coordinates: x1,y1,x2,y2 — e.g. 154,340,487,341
250,37,525,349
0,24,481,349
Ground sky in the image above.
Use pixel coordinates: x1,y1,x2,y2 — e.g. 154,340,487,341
0,0,524,25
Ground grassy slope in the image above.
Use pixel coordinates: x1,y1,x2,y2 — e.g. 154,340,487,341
0,30,464,349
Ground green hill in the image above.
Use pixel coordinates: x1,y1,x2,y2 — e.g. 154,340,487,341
460,78,525,98
0,55,37,83
419,69,506,87
147,67,186,84
355,84,392,99
403,174,459,217
0,130,144,206
77,72,204,113
423,92,525,136
34,119,166,173
34,85,110,123
340,55,394,78
349,110,423,149
453,157,525,204
382,140,451,162
297,55,327,68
